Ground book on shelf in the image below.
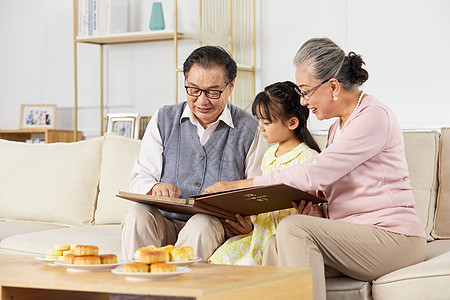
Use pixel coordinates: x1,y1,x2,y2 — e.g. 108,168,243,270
92,0,98,35
105,0,128,34
77,0,128,37
77,0,90,37
117,184,326,221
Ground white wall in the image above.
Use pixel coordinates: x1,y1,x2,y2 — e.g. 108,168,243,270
257,0,450,132
1,0,449,138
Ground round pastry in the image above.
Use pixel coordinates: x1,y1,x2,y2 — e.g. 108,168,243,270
100,254,117,264
158,245,177,261
123,262,149,273
172,246,194,262
63,250,74,256
74,245,99,256
48,249,62,256
64,253,75,264
134,245,158,260
54,244,70,251
139,250,168,264
73,255,101,265
150,262,176,273
45,254,58,260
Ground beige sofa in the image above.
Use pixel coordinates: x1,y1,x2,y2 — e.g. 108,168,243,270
1,130,450,299
0,134,141,258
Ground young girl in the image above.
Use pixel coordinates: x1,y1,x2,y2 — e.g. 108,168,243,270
208,81,321,265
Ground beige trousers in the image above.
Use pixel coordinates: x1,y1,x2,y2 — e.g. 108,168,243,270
262,215,426,300
121,203,225,261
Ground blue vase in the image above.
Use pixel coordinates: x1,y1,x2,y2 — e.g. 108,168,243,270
150,2,165,30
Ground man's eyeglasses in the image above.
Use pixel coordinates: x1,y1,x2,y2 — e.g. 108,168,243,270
185,83,230,100
298,79,330,100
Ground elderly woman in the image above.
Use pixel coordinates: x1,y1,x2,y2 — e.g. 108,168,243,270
205,38,426,300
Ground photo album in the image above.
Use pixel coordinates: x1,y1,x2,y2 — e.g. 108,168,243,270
117,184,326,221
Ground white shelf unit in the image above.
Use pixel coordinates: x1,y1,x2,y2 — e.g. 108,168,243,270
72,0,255,140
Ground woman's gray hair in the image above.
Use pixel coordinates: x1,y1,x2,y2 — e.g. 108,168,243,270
293,38,368,89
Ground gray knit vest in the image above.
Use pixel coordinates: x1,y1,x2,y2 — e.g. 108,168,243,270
157,102,258,220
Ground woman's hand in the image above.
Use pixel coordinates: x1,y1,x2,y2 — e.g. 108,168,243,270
203,178,254,194
221,214,253,239
149,182,182,198
292,200,325,218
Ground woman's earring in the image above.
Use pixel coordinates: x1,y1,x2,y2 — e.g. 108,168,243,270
333,95,338,101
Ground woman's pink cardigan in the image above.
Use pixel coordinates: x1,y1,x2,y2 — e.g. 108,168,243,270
253,95,426,238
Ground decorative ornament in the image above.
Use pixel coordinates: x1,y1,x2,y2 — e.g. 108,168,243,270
150,2,165,30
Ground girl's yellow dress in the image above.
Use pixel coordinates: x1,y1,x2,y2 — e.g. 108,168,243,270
208,142,318,265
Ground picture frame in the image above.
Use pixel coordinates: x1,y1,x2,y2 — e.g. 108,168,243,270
138,116,152,139
20,104,57,129
106,113,140,139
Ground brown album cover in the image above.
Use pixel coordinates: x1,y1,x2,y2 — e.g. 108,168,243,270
117,184,326,221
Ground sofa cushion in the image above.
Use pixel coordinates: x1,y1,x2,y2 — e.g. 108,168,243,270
326,277,372,300
94,134,141,225
312,133,328,150
372,250,450,300
432,127,450,238
0,220,67,241
0,225,122,259
403,131,440,240
0,138,103,226
426,239,450,260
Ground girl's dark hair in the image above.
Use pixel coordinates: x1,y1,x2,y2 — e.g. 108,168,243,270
252,81,321,153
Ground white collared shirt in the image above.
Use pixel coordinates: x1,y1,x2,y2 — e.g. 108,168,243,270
130,103,267,194
180,101,235,146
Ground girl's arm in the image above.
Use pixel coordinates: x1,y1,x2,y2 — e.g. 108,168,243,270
203,178,254,194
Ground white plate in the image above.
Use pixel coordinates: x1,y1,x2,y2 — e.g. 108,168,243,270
166,257,202,266
112,266,191,281
34,255,63,265
54,260,125,272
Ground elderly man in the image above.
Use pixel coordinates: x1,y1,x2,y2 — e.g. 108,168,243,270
121,46,266,261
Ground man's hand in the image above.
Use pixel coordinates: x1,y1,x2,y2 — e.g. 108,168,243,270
292,200,325,218
221,214,253,239
149,183,182,198
204,178,254,194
